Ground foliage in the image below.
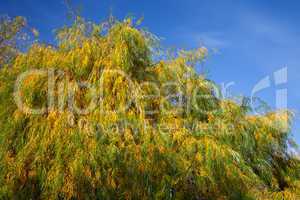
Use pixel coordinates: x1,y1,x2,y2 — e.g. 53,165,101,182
0,16,25,67
0,15,38,68
0,17,299,199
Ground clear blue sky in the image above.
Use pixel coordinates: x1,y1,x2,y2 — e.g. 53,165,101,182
1,0,300,145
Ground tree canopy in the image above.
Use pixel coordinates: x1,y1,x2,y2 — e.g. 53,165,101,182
0,17,299,199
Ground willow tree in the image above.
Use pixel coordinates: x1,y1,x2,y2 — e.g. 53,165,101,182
0,15,38,68
0,17,299,199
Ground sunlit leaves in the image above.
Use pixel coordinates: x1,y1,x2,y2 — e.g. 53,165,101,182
0,16,299,199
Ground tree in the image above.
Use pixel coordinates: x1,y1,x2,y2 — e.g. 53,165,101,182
0,16,26,67
0,15,38,67
0,17,299,199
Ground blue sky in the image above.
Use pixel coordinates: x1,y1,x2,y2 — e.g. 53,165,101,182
1,0,300,145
